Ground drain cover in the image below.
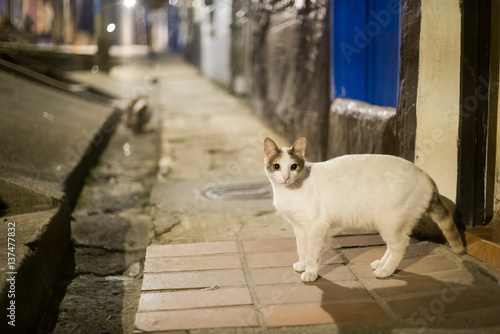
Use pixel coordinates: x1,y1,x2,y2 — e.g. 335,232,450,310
203,182,273,200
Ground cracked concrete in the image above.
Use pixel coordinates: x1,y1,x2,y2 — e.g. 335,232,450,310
71,211,149,251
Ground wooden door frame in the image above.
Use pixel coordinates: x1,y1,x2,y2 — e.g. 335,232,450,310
456,0,492,228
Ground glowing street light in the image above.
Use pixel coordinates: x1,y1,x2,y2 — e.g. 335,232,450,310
107,23,116,32
124,0,136,7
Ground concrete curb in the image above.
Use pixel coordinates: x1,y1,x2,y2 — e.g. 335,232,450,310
0,79,123,331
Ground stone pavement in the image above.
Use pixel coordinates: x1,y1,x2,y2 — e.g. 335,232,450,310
135,237,500,333
134,57,500,333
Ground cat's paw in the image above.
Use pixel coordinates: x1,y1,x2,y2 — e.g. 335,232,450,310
300,271,318,282
370,260,383,269
373,268,392,278
293,262,306,272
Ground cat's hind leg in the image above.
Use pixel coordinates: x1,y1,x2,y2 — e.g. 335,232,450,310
373,234,410,278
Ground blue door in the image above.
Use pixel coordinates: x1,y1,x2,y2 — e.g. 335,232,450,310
331,0,401,107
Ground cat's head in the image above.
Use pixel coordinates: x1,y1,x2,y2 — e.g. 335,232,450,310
263,137,306,186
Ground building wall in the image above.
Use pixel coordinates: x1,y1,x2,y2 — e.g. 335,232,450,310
327,99,397,158
230,0,252,96
179,6,201,68
250,0,330,161
200,0,232,87
414,0,461,201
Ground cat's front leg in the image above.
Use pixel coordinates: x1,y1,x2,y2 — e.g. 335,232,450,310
293,262,306,272
292,225,306,272
370,248,390,269
301,223,329,282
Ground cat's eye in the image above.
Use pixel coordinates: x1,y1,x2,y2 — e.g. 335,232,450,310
273,164,281,171
290,164,298,171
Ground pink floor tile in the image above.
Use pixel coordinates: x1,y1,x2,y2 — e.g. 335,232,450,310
143,269,247,290
262,302,387,327
138,287,253,311
245,251,299,268
255,281,371,305
135,306,258,332
342,242,439,263
144,254,242,272
352,255,461,278
387,288,500,318
242,239,297,253
147,241,238,258
250,265,355,285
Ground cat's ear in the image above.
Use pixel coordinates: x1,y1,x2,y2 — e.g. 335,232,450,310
264,137,279,158
291,137,306,158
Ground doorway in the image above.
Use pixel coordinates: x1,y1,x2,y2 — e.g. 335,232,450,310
456,0,498,228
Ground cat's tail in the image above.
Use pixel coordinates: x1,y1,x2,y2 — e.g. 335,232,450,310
427,192,465,253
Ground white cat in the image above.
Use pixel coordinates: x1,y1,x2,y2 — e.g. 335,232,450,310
264,137,464,282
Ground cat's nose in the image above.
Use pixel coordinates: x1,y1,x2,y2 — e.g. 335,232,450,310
282,175,289,182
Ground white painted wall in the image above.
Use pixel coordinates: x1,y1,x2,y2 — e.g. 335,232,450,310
200,0,232,87
414,0,461,201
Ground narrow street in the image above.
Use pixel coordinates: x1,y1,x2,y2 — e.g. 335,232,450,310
2,53,500,334
35,55,296,332
39,98,160,333
2,0,500,332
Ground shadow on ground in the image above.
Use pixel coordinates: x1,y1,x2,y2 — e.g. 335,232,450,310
317,247,500,332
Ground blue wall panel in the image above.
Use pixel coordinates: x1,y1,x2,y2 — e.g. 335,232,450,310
332,0,400,107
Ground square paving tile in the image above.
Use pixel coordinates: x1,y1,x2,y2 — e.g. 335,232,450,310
250,267,304,285
138,287,253,311
243,238,343,264
387,288,500,318
135,306,258,331
142,269,247,290
342,242,439,263
245,251,299,268
352,255,461,278
146,241,238,258
262,302,387,326
242,239,297,252
250,265,356,285
364,269,485,299
144,254,242,272
255,281,372,305
365,275,450,298
245,250,343,268
428,268,497,288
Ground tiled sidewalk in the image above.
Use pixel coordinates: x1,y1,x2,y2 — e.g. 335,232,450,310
134,236,500,333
